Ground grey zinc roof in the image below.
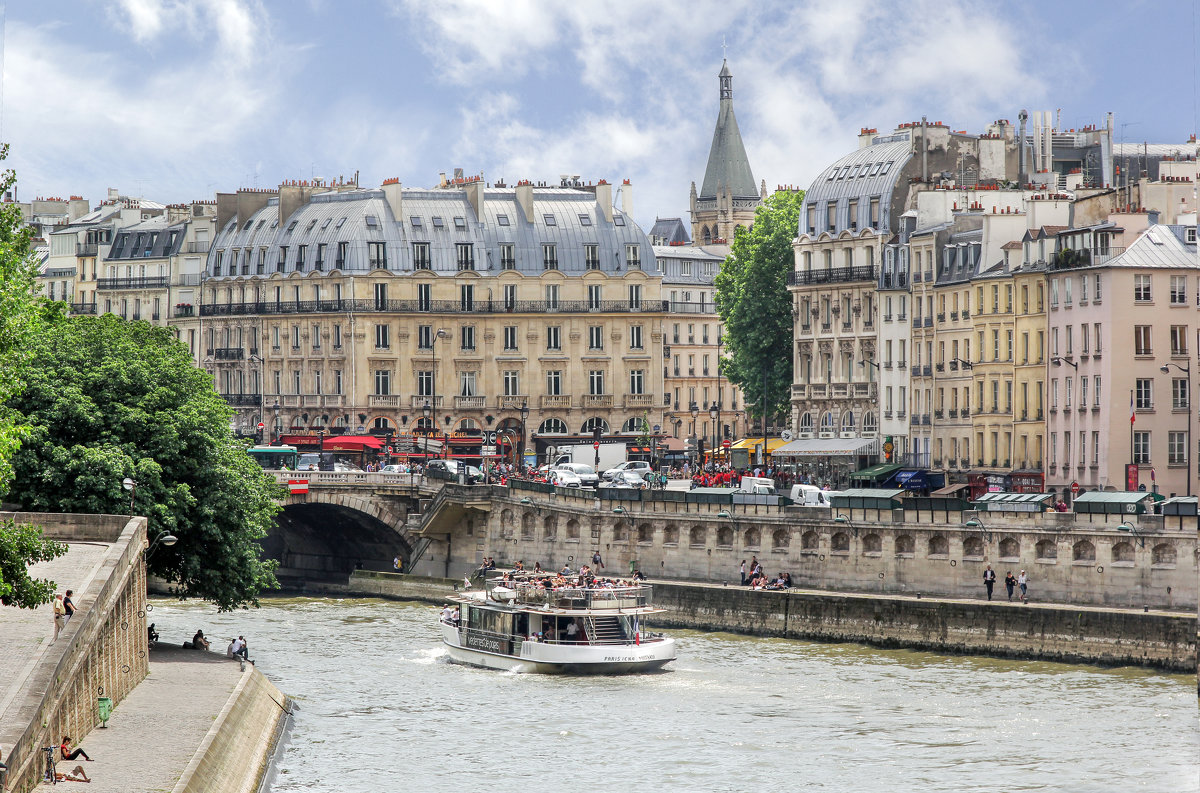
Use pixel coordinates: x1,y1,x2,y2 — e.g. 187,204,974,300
699,62,757,199
207,186,654,277
652,245,724,284
799,138,914,237
1102,224,1200,269
649,217,690,245
107,218,186,260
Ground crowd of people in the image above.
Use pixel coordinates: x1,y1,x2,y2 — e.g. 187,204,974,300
740,557,793,590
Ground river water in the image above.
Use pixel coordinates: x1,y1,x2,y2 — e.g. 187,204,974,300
149,597,1196,792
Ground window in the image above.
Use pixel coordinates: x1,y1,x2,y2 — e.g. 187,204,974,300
453,216,466,230
1094,323,1102,354
459,371,476,397
543,214,556,226
499,284,515,310
545,371,562,395
375,324,390,349
629,369,644,394
500,243,516,269
1080,376,1087,406
1171,325,1188,356
1134,325,1152,355
1135,378,1153,410
1173,378,1190,410
418,325,432,349
1134,274,1151,302
1170,275,1187,304
374,369,391,395
629,325,643,349
681,260,693,276
628,284,642,310
315,243,327,270
1094,274,1101,301
587,284,603,309
1092,431,1100,464
1079,275,1087,302
432,216,444,229
296,244,307,271
312,323,321,350
625,243,641,270
1050,278,1059,308
503,326,518,351
368,242,387,269
373,282,388,310
417,283,431,312
1094,375,1101,406
1133,431,1151,464
412,242,431,270
584,244,599,270
456,243,474,271
588,370,605,395
588,326,604,350
1064,277,1072,306
503,371,520,396
410,216,423,228
545,284,559,310
460,326,475,351
416,370,432,397
336,241,348,267
542,244,558,270
546,326,561,351
613,215,625,226
497,214,510,226
1051,378,1058,409
1168,431,1188,465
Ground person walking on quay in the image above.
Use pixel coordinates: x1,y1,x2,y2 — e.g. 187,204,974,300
1004,571,1016,601
983,565,996,600
739,559,747,586
52,594,65,641
1017,570,1028,603
63,590,76,626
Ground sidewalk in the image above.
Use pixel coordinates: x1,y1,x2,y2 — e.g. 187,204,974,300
38,646,244,791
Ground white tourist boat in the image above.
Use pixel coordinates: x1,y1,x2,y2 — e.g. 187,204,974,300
439,573,676,674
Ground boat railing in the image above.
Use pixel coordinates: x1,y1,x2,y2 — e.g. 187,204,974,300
488,582,652,610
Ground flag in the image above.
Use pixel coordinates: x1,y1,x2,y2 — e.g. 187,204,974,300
1130,392,1135,425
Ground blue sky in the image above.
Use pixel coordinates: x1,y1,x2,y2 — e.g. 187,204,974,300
6,0,1196,230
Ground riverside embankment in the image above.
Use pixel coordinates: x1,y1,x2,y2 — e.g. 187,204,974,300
323,570,1196,671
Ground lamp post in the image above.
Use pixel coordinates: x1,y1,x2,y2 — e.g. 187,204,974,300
249,353,265,441
145,529,178,559
432,328,448,459
1161,361,1193,496
689,402,699,467
709,401,719,468
121,477,137,515
519,401,530,472
422,399,432,469
271,400,280,444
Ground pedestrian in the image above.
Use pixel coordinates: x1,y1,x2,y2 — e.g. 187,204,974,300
592,550,604,570
1004,571,1016,601
52,594,65,641
739,559,747,586
983,565,996,600
1018,570,1028,602
63,590,76,626
59,736,91,762
393,555,403,572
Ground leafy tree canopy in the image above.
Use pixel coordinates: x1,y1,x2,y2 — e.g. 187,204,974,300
714,189,804,419
0,519,68,608
7,313,280,610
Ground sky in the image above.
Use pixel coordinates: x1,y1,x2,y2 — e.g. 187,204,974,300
5,0,1197,230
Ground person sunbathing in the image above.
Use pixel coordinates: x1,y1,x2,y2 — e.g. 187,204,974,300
58,765,91,783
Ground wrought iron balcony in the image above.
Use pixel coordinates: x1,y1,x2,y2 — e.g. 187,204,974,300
787,265,876,286
69,302,97,314
200,298,667,317
97,276,169,290
221,393,261,407
209,348,245,360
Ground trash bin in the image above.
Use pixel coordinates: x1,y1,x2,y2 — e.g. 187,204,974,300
97,697,113,727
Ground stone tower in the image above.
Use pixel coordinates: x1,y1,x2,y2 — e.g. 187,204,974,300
689,59,766,248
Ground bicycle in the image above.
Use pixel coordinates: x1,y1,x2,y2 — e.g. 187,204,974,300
42,745,57,785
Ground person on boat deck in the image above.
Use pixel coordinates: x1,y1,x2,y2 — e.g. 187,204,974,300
565,620,580,642
560,563,573,575
514,560,525,572
533,561,543,573
440,604,454,622
450,606,460,626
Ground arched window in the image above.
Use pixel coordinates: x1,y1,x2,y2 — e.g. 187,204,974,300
841,411,855,432
566,519,580,540
702,225,712,245
772,529,790,550
743,528,760,548
862,533,882,554
862,412,877,434
998,537,1020,560
372,417,392,430
1110,541,1135,564
538,418,568,434
800,413,814,433
621,417,643,433
821,412,836,431
1072,540,1095,562
310,415,328,428
637,524,653,544
1152,543,1176,566
415,417,434,430
1035,539,1057,560
612,521,627,542
581,417,610,434
895,535,914,556
542,515,557,541
333,415,348,428
663,524,679,545
831,532,850,552
801,530,819,552
717,526,733,547
689,526,706,546
521,512,535,539
457,418,478,430
928,535,949,557
290,416,305,427
962,536,984,559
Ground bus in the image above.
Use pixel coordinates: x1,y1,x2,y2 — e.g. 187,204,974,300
247,444,299,470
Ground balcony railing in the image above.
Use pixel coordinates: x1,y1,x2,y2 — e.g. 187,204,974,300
624,394,655,408
497,395,529,410
174,305,195,318
369,395,403,407
221,393,261,407
788,265,876,286
187,241,211,254
69,302,97,315
200,298,667,317
455,396,487,409
209,347,245,360
582,394,613,408
76,243,99,257
410,395,444,409
541,395,571,408
97,276,169,290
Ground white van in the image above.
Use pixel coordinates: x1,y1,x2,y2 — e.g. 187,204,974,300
790,484,833,506
739,476,776,495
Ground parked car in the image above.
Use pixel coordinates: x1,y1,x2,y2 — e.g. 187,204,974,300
602,470,647,489
554,463,599,487
427,459,484,483
602,460,652,481
549,468,584,487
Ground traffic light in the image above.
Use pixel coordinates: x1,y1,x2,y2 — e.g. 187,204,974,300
697,438,705,461
592,427,602,443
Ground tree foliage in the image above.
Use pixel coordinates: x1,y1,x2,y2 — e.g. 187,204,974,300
7,314,281,610
0,519,68,608
714,189,804,420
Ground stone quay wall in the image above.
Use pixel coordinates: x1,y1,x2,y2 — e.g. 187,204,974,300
414,487,1197,610
333,571,1196,671
0,513,149,793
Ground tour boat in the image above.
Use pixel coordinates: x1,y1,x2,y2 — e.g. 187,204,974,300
439,573,676,674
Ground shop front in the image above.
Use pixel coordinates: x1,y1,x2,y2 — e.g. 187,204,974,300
774,437,878,489
967,471,1045,500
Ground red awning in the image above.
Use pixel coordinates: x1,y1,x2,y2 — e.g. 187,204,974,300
323,434,384,450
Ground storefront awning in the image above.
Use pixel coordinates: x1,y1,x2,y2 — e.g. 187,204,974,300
1072,490,1154,514
931,482,970,497
729,437,790,453
324,434,383,450
972,492,1053,512
774,437,878,457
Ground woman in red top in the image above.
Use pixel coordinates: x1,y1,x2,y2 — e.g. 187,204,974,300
60,736,91,761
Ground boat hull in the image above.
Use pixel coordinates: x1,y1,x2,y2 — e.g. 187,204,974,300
441,623,675,674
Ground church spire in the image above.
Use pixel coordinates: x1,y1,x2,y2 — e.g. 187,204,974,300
699,59,756,200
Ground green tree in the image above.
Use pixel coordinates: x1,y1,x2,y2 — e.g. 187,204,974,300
0,519,68,608
714,189,804,423
7,313,280,610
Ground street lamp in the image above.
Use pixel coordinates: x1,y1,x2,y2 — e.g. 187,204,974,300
1116,521,1145,548
122,477,137,514
519,401,530,472
271,400,280,444
950,357,974,370
833,514,858,537
964,518,992,543
249,353,265,441
689,402,700,467
709,401,719,468
422,399,432,468
145,529,178,559
1161,362,1193,497
432,328,448,459
1051,356,1078,370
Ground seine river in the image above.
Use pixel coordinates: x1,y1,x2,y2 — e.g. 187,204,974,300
149,597,1196,792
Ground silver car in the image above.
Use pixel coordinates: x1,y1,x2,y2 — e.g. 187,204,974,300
554,463,599,487
602,460,652,481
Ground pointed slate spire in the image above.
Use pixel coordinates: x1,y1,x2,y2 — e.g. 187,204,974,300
700,60,757,200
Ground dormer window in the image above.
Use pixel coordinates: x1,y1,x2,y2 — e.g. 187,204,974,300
410,216,422,228
432,216,445,229
321,218,332,229
543,214,557,226
287,220,298,231
453,217,466,230
306,219,317,232
578,215,592,226
497,214,510,226
614,215,625,226
336,217,347,229
243,220,254,230
365,215,378,228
